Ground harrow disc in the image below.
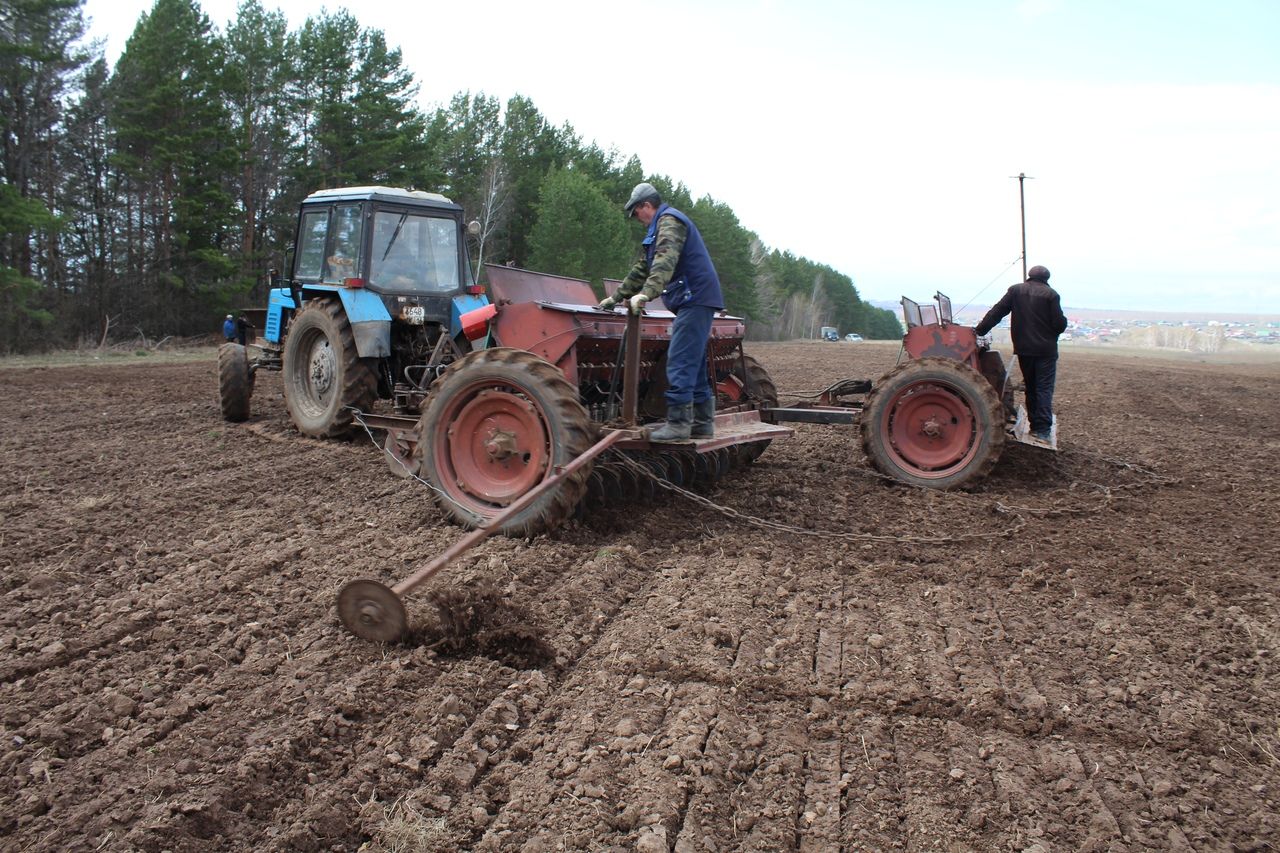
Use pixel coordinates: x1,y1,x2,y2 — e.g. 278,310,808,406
587,465,625,505
738,440,768,467
691,451,717,487
383,431,417,479
646,453,682,488
337,579,407,643
710,448,731,481
597,464,629,503
629,459,657,502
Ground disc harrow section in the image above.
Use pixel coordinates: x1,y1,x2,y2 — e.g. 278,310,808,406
578,446,737,514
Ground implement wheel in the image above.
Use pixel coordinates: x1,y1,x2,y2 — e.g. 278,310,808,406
282,300,377,438
416,348,595,537
861,357,1005,489
218,343,254,422
717,354,778,464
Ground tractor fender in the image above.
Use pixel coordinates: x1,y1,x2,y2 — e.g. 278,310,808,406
265,287,296,344
451,293,492,345
333,287,391,358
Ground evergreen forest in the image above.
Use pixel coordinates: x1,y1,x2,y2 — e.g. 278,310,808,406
0,0,903,353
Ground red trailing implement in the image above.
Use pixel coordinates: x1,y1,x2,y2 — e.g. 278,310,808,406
337,271,1032,641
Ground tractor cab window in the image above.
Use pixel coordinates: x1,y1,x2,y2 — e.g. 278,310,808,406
295,210,328,280
324,204,363,283
369,210,460,292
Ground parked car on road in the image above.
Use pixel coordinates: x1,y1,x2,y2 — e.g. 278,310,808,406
845,333,863,342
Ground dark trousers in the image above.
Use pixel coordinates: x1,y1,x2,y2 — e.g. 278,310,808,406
1018,354,1057,434
665,305,715,406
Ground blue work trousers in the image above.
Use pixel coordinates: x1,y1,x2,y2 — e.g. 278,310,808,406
665,305,715,407
1018,354,1058,434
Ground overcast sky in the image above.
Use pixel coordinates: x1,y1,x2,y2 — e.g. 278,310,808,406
82,0,1279,314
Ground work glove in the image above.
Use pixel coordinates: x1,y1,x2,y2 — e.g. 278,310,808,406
628,293,649,315
597,296,618,311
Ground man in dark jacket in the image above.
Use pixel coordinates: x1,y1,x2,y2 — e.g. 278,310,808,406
974,265,1068,443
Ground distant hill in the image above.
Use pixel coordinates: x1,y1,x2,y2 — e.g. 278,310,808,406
870,298,1278,326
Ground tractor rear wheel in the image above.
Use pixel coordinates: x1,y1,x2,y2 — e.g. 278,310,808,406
717,354,778,464
282,299,377,438
415,347,595,537
861,357,1005,489
218,343,254,422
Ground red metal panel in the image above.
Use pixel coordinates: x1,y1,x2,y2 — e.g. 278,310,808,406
486,265,597,305
492,303,583,374
903,324,980,371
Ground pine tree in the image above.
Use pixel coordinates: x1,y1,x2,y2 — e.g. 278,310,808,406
222,0,294,294
59,56,117,342
527,168,632,290
499,95,571,268
690,196,759,319
290,10,358,189
0,0,91,348
110,0,237,335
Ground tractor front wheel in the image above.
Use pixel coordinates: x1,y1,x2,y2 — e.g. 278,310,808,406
415,347,595,537
218,343,254,422
282,300,377,438
861,357,1005,489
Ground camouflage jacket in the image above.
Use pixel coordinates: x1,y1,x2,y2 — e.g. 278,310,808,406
615,215,688,301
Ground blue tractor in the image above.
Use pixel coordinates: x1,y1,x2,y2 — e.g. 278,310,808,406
218,186,490,438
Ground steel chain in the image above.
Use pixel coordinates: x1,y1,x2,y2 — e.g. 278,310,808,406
611,452,1025,545
348,405,1172,546
349,408,450,499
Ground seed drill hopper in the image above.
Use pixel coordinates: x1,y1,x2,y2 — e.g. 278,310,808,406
337,271,1031,641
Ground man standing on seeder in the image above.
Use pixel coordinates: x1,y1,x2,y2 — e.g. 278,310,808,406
598,182,725,442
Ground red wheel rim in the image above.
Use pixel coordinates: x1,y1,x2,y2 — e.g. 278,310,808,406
433,384,550,508
716,376,746,403
881,380,979,477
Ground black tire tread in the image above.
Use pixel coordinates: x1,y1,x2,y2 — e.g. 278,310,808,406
282,299,377,438
218,343,253,422
860,357,1005,489
416,347,596,538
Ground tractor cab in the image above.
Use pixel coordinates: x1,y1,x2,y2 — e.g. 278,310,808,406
292,187,473,293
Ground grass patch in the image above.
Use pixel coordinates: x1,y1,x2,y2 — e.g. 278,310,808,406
357,797,451,853
0,344,220,370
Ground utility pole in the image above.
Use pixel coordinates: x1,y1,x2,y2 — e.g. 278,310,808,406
1011,172,1033,280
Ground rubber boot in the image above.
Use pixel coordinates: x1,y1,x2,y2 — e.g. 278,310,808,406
650,403,693,442
691,398,715,438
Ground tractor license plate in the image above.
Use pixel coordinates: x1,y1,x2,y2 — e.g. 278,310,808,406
403,306,426,324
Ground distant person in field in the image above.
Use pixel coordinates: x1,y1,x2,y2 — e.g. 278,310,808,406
236,313,250,346
598,182,724,441
974,265,1068,444
223,314,235,343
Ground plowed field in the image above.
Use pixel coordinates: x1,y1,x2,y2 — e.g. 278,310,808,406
2,342,1278,852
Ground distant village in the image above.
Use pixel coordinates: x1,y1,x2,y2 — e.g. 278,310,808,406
951,311,1280,352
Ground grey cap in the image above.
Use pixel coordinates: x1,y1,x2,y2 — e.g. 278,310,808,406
1027,265,1050,282
624,182,660,217
226,314,233,319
